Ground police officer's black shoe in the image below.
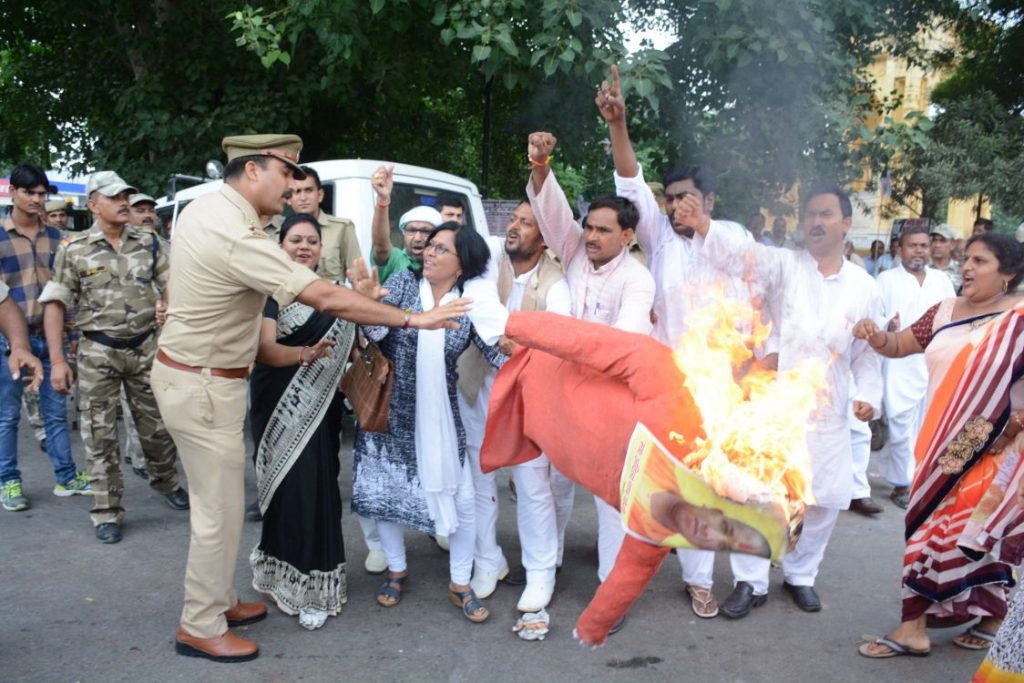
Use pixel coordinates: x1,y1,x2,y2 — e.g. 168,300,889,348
132,466,149,481
164,488,190,511
95,522,122,544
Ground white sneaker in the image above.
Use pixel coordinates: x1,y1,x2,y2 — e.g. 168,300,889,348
470,562,509,599
517,581,555,612
298,608,328,630
364,549,388,574
433,534,450,552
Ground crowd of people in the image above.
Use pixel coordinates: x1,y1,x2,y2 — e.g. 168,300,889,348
2,66,1024,679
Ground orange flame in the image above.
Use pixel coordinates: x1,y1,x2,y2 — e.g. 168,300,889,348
670,292,828,513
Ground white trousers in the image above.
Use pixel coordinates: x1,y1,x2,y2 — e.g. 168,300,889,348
594,496,625,582
470,448,575,583
729,504,840,591
850,422,873,499
878,403,923,488
358,514,382,552
377,462,476,585
675,549,764,592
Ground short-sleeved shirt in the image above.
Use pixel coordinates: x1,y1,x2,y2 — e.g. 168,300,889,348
268,211,362,281
39,223,168,336
375,246,421,285
158,184,320,368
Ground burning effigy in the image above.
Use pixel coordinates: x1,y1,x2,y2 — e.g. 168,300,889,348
620,297,828,561
480,304,827,645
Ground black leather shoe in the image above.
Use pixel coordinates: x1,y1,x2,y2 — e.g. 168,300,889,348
849,497,884,515
502,566,527,586
245,501,263,522
608,616,627,636
95,522,122,544
164,488,190,511
783,582,821,612
132,466,149,481
720,581,767,619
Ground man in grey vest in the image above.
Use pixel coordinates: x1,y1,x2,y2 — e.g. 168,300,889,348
458,199,573,613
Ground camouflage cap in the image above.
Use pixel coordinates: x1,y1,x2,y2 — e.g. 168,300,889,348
222,134,306,180
87,171,137,197
929,223,956,241
44,200,67,213
128,193,156,207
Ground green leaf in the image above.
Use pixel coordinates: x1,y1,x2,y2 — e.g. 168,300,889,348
440,28,455,44
472,44,492,62
432,3,447,26
369,0,385,15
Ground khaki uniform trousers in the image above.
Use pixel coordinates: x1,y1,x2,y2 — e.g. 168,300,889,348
150,359,247,639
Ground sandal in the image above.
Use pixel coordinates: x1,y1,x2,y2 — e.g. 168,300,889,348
449,585,489,623
376,573,408,607
953,626,997,650
858,635,930,658
686,585,719,619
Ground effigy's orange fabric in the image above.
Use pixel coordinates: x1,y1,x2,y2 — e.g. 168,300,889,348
480,311,704,644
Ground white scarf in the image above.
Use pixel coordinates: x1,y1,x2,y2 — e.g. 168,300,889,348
414,278,464,536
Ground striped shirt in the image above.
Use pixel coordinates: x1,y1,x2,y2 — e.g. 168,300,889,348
0,212,62,329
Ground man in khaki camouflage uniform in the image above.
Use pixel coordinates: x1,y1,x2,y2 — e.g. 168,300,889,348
270,165,361,281
40,171,188,545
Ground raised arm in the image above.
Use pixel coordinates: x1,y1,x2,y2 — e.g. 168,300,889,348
596,65,638,179
369,164,394,267
525,132,581,265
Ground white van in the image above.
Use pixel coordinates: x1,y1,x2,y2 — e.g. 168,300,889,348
155,159,489,253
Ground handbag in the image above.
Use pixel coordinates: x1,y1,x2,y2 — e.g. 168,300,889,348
341,333,393,432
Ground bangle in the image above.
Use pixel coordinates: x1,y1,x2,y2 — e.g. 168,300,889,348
376,198,391,208
402,313,412,329
298,347,310,367
528,155,551,168
51,358,67,367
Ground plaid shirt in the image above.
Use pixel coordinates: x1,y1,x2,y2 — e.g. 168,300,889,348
0,211,62,329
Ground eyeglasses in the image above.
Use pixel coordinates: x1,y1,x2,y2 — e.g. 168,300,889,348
424,242,452,256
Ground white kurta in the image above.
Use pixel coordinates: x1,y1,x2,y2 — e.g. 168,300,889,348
704,225,884,509
613,167,770,350
876,266,956,417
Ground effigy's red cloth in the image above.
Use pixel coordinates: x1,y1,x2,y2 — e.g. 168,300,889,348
481,311,704,644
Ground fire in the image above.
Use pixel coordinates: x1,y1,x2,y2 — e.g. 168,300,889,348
670,294,828,517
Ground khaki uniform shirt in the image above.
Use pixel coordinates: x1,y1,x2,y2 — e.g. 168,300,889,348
268,211,361,281
159,184,320,368
40,223,168,336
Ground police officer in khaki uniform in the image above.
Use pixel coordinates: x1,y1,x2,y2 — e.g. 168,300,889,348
40,171,188,545
44,200,70,230
153,134,469,663
269,165,361,281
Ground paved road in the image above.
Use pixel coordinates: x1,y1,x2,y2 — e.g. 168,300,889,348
1,411,986,682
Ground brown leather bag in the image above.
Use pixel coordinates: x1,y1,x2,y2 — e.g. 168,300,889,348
341,334,393,432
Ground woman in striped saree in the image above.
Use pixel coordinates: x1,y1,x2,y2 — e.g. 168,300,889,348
853,232,1024,659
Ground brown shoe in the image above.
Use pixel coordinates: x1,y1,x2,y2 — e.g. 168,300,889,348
225,601,268,627
849,497,884,516
174,626,259,662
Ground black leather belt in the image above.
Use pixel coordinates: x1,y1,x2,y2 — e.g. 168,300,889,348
82,329,154,350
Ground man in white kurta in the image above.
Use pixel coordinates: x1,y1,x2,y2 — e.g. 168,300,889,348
873,226,955,509
459,201,575,613
692,185,883,613
526,131,655,589
596,67,776,619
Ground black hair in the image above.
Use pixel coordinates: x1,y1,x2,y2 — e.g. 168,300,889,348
223,155,269,180
278,212,321,243
898,225,931,246
299,165,322,190
802,183,853,219
426,221,490,290
974,217,995,232
966,232,1024,290
437,193,465,212
662,165,718,196
586,195,639,231
10,164,50,191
